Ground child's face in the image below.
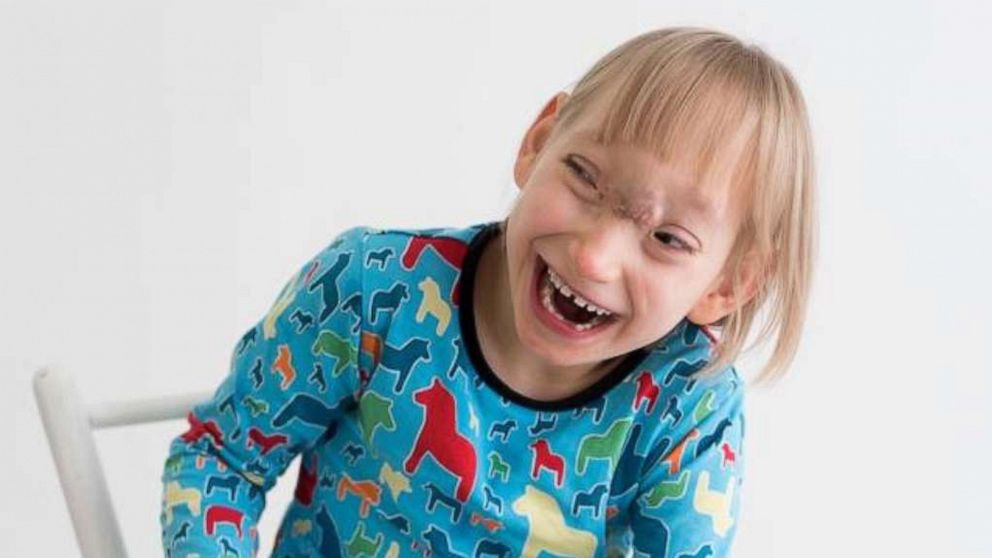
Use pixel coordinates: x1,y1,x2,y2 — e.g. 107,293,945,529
502,92,758,369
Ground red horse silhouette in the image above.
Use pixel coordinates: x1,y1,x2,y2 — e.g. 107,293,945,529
529,439,565,487
633,371,660,414
205,504,244,537
404,378,477,501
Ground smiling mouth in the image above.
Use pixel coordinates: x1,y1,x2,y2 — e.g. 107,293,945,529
536,257,618,333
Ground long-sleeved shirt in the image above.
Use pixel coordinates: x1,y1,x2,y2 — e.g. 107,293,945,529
160,221,746,557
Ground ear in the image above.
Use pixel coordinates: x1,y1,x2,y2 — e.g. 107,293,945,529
513,91,570,190
687,250,766,326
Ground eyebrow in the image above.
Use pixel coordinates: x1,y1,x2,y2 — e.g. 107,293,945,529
678,193,718,223
574,130,606,146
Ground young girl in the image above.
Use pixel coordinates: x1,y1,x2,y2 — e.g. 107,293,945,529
160,26,815,557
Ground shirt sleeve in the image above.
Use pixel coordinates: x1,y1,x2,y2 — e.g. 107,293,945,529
159,226,369,557
628,369,746,558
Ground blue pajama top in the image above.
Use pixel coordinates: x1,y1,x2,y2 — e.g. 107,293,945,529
160,221,746,558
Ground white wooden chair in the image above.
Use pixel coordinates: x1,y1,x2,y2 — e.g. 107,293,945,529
32,365,211,558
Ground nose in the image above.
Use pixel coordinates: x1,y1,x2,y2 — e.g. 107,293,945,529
567,218,628,284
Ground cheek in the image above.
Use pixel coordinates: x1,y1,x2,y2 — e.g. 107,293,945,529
633,275,691,322
638,282,669,315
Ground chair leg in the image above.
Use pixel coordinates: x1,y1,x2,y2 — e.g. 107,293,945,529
33,366,128,558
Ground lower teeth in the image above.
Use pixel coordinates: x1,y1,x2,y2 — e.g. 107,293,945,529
540,268,607,331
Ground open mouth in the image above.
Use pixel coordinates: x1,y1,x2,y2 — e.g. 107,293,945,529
534,257,618,334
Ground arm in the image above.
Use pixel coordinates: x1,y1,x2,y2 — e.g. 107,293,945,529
629,369,746,558
159,226,369,557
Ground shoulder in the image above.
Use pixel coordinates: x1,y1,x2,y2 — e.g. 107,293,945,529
362,222,493,254
628,319,746,457
306,224,473,277
638,320,744,401
307,225,374,267
353,222,495,275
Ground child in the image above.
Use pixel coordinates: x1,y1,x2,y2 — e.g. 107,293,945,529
160,26,815,557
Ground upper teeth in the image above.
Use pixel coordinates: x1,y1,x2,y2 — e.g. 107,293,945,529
546,267,612,316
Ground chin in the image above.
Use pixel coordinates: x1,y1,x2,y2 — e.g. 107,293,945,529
514,318,608,368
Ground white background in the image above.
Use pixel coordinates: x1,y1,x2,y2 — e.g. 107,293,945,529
3,1,990,556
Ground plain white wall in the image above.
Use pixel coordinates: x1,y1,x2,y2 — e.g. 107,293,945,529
3,1,990,556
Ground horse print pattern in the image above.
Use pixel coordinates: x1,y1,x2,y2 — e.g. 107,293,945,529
160,222,745,557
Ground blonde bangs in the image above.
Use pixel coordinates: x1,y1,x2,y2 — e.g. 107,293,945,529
555,29,764,204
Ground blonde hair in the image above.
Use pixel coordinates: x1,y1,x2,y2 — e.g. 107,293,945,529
548,27,817,385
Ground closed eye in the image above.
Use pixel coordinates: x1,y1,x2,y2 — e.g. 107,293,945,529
564,156,596,187
654,231,694,253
